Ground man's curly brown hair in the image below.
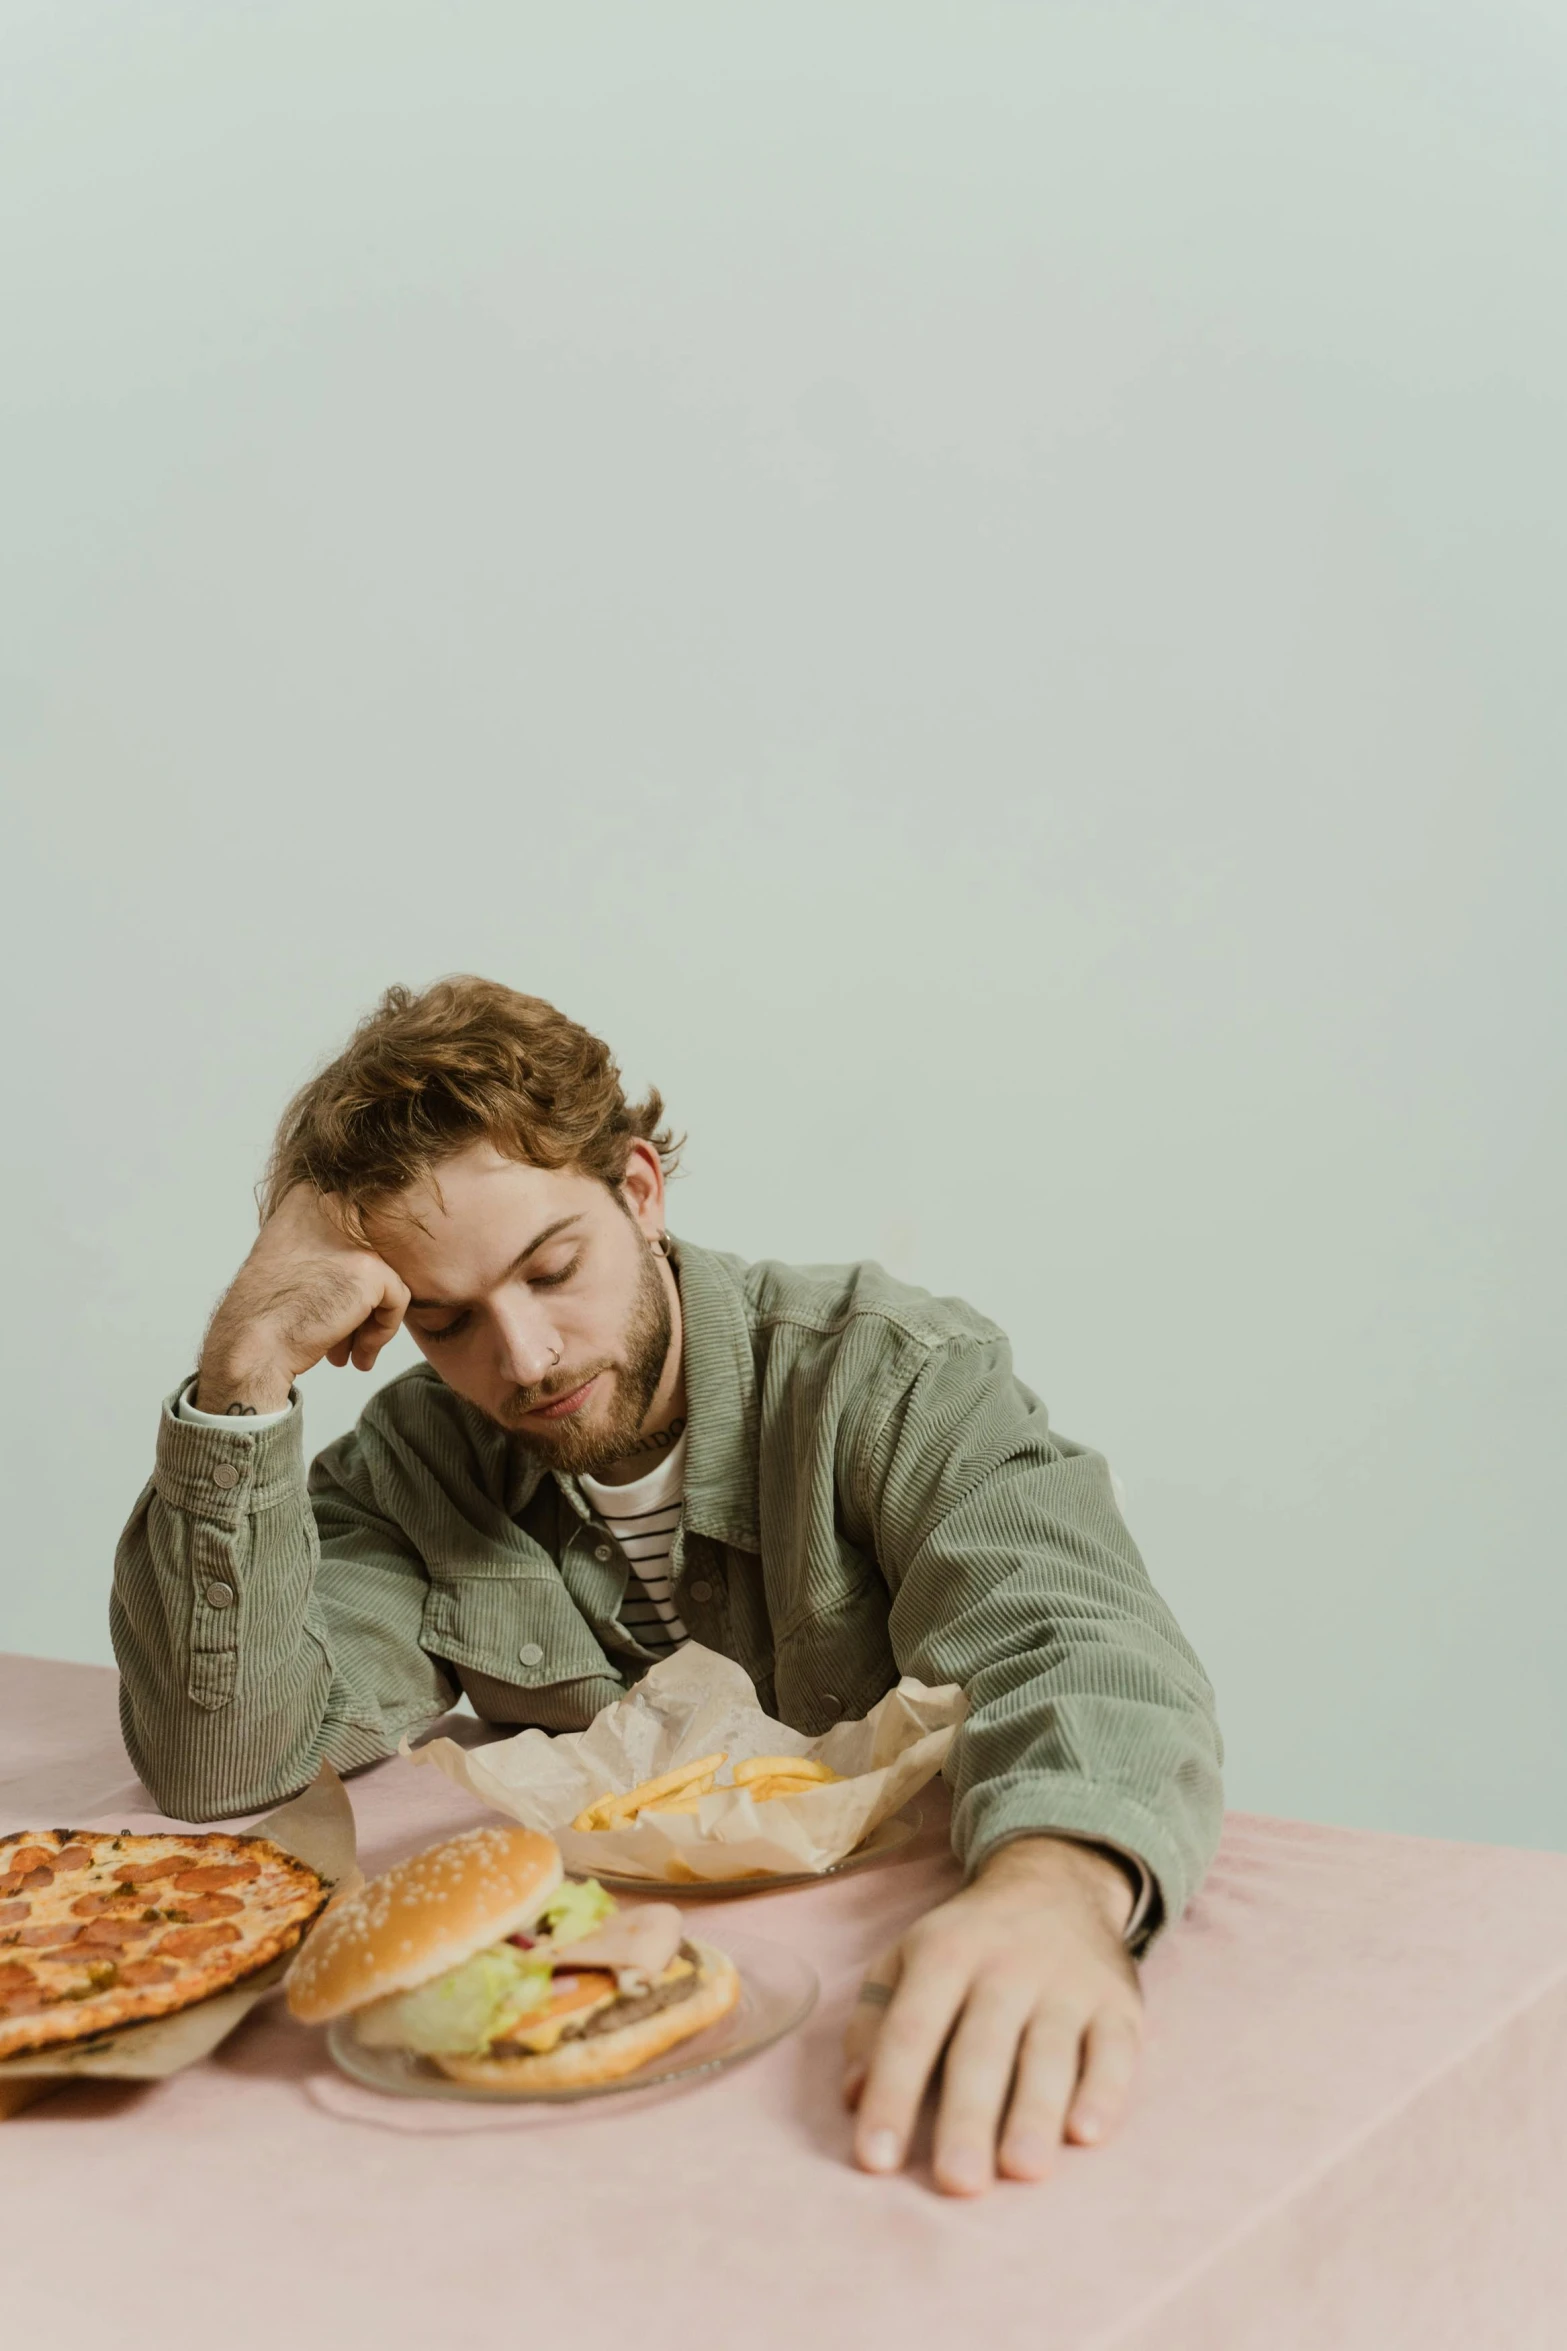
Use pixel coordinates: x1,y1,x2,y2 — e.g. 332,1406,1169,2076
260,977,680,1234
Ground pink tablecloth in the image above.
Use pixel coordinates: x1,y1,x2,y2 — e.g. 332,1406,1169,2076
3,1651,1565,2349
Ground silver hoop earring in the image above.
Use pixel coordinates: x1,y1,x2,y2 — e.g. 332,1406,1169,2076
650,1231,671,1259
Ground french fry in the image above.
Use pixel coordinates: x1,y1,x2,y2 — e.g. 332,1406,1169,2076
571,1752,729,1832
743,1775,830,1802
732,1754,839,1786
603,1752,727,1825
642,1772,718,1817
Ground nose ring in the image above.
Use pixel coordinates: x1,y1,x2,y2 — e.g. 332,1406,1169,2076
548,1345,561,1367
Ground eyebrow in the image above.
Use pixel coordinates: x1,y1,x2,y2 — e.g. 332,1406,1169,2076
406,1214,584,1312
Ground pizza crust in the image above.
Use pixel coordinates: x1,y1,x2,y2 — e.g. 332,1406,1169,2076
0,1828,328,2060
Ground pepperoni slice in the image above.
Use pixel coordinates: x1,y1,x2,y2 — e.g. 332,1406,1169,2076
154,1922,243,1958
75,1918,143,1950
17,1924,78,1948
0,1900,28,1925
0,1866,52,1897
116,1959,178,1987
70,1891,142,1919
170,1863,261,1893
0,1959,36,1993
50,1845,93,1873
180,1894,244,1922
112,1857,195,1887
2,1847,54,1876
0,1991,49,2018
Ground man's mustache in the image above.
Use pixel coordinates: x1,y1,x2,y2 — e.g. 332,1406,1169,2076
502,1361,615,1421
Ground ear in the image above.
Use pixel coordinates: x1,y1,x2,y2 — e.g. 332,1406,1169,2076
617,1139,667,1238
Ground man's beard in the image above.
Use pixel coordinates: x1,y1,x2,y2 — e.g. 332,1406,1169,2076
499,1238,674,1478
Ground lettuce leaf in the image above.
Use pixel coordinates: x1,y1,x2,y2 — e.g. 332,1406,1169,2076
353,1942,554,2056
537,1877,617,1949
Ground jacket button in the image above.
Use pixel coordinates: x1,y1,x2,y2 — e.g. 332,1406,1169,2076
518,1642,544,1667
820,1691,841,1713
210,1463,240,1489
204,1580,236,1609
688,1580,713,1604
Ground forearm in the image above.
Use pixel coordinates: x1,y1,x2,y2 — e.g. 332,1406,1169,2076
870,1345,1224,1933
947,1637,1223,1932
192,1347,295,1418
976,1832,1137,1938
111,1393,392,1817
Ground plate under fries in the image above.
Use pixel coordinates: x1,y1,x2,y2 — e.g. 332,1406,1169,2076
583,1802,924,1898
324,1928,817,2105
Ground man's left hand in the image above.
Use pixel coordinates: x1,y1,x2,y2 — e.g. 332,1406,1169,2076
843,1835,1143,2197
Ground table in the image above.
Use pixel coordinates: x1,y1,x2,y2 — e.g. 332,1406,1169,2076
3,1651,1565,2349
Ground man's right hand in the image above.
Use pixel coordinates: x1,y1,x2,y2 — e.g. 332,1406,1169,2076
194,1187,411,1415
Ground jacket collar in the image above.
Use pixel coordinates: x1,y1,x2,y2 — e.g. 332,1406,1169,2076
667,1236,760,1550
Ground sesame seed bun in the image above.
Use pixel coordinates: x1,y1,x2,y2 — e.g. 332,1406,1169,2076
432,1941,741,2090
286,1824,563,2025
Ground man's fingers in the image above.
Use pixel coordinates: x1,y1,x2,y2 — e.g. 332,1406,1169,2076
349,1321,395,1371
1065,2007,1142,2148
346,1275,411,1371
852,1950,968,2176
929,1975,1035,2197
842,1952,902,2108
995,2007,1087,2182
841,1999,886,2093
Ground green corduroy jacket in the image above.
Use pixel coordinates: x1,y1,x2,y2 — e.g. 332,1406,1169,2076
112,1239,1223,1929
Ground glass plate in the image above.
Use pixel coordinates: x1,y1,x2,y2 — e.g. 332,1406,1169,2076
586,1802,923,1899
325,1927,817,2106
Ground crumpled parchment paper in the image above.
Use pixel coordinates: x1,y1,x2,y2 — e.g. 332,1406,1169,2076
406,1645,965,1883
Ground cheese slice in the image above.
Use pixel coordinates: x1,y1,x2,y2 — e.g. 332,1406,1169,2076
503,1969,620,2055
499,1954,695,2056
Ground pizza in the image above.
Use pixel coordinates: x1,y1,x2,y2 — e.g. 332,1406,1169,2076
0,1827,329,2060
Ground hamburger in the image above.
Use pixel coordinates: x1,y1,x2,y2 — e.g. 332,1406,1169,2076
286,1823,739,2089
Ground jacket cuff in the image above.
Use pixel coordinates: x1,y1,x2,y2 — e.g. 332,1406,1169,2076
154,1381,307,1522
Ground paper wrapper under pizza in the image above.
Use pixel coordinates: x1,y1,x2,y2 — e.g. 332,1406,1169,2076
0,1765,359,2116
405,1646,966,1882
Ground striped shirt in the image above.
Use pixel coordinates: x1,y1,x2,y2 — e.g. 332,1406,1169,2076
579,1433,690,1661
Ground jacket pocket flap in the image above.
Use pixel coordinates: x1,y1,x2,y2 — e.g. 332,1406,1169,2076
421,1575,615,1689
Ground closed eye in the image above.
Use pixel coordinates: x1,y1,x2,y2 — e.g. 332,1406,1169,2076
530,1253,581,1291
418,1311,471,1343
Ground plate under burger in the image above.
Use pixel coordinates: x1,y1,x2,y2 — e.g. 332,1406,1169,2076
325,1926,816,2104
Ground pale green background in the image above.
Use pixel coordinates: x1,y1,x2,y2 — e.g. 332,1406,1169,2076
3,3,1562,1850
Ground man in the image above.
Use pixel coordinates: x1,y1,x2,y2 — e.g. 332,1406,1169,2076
113,976,1222,2196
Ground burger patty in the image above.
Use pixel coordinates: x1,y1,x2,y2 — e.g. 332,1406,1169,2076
535,1940,707,2048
